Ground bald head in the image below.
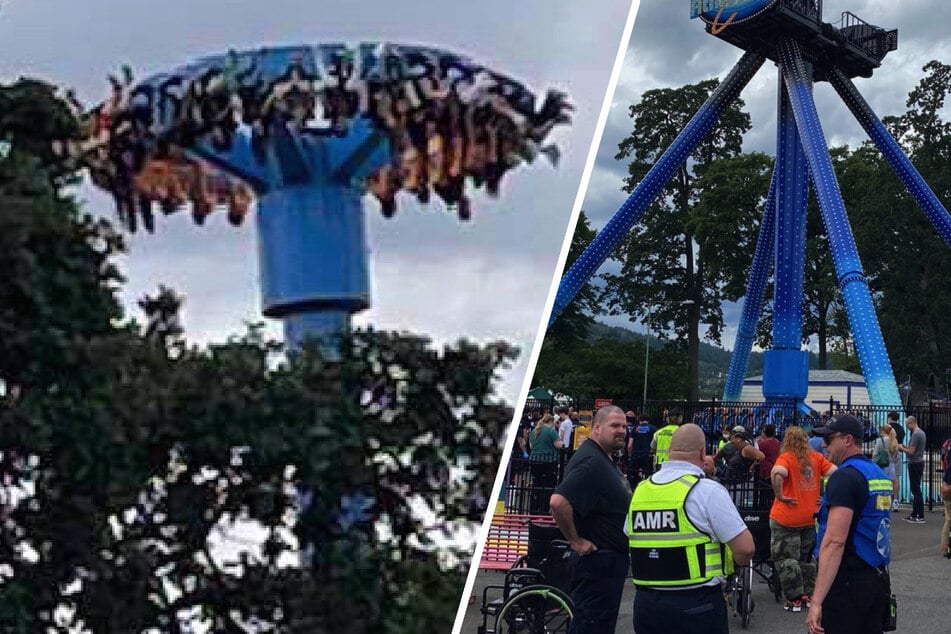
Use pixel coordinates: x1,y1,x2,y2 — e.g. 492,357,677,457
593,405,624,427
667,423,706,466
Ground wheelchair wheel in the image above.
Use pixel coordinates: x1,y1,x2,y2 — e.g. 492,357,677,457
494,584,573,634
730,565,754,628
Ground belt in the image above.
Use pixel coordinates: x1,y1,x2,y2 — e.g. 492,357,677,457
635,584,722,596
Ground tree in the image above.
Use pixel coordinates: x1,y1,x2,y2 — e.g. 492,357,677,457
0,77,515,632
603,80,755,400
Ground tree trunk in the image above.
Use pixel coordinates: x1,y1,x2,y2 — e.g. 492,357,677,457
687,300,700,400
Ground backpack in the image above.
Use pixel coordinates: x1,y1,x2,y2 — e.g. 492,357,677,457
941,438,951,472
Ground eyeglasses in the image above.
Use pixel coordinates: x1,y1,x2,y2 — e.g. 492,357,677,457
822,432,848,445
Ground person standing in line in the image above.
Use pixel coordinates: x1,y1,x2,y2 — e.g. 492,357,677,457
940,453,951,557
528,414,563,514
756,423,781,507
808,427,827,456
556,406,573,452
806,414,892,634
875,425,901,512
722,430,765,485
886,411,904,512
898,415,927,523
651,407,682,470
550,405,631,633
757,424,780,477
627,413,656,487
628,424,754,634
770,426,837,613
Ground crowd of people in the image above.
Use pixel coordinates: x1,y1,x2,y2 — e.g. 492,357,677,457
54,44,572,232
511,403,951,633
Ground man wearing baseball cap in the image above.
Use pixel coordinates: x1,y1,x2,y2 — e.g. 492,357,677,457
806,414,892,634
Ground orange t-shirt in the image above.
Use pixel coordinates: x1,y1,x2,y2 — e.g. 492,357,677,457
769,450,835,527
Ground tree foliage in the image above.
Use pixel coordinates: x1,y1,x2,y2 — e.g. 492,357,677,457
0,77,513,632
603,79,754,399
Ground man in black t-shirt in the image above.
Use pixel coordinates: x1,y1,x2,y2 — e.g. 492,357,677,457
550,405,632,633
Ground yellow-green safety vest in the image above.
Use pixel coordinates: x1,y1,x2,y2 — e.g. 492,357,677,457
626,473,730,587
653,424,678,465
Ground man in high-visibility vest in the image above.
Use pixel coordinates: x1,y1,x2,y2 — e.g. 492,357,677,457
650,407,683,470
628,423,754,633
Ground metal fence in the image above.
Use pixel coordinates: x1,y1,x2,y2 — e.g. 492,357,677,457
504,399,951,514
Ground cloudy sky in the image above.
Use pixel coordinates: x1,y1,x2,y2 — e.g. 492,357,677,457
579,0,951,347
0,0,638,402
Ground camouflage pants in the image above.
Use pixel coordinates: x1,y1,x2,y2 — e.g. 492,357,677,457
769,518,816,600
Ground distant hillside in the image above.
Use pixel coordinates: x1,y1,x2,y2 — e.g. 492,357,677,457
585,321,835,397
588,321,763,369
585,322,748,395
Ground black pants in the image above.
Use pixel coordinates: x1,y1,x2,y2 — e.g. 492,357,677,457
908,461,924,518
567,549,629,634
632,584,727,634
529,460,557,514
628,455,652,487
822,561,889,633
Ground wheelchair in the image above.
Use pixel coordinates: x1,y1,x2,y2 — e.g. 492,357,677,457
724,478,782,628
477,520,574,633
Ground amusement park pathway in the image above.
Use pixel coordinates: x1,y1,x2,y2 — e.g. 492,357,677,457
461,503,951,633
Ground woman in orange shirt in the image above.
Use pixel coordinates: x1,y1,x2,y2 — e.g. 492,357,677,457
769,426,837,613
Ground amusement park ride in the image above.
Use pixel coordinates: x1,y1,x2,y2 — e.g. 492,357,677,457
59,43,571,350
550,0,951,413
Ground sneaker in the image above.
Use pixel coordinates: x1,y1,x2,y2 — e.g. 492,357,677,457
784,600,802,612
913,516,926,524
892,499,900,511
904,515,919,523
801,594,812,608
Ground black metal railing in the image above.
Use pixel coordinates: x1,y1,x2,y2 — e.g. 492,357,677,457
782,0,821,23
508,399,951,514
839,11,898,61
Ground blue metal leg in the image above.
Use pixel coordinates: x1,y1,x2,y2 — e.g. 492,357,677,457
763,74,811,403
828,68,951,249
548,52,766,327
778,39,901,407
722,176,776,402
771,80,809,352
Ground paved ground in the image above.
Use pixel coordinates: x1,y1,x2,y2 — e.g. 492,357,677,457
460,504,951,633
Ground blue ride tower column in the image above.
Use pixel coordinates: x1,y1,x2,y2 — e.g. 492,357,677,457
762,77,810,404
778,38,901,407
722,176,775,402
252,121,387,351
